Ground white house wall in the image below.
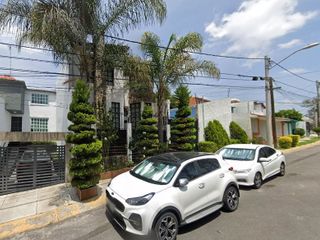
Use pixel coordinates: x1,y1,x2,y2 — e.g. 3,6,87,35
231,102,253,138
197,99,232,142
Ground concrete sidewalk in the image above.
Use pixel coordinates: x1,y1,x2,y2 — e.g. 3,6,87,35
0,180,109,239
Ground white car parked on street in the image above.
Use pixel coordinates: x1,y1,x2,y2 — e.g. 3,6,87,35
217,144,286,189
106,152,239,240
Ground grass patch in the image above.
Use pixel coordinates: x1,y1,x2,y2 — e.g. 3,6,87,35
297,137,320,146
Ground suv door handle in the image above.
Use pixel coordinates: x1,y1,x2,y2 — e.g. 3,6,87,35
219,173,225,178
198,183,205,189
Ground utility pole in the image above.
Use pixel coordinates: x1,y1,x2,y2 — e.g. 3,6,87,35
269,77,277,148
317,81,320,127
265,56,273,146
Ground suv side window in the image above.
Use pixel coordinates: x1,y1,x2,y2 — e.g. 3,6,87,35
177,162,199,182
197,158,221,176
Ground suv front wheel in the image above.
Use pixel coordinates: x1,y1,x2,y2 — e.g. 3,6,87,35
154,212,178,240
222,185,239,212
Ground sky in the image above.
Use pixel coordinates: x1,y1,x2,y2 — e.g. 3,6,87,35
0,0,319,113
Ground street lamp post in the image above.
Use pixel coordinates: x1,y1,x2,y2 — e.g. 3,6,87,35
265,42,320,147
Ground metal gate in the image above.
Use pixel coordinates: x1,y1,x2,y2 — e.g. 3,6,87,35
0,145,65,196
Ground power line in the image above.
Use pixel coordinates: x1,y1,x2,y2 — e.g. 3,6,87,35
274,79,316,95
271,61,316,83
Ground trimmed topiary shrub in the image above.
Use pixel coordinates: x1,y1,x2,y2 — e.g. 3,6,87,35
289,134,300,147
170,85,196,151
292,128,305,137
131,105,159,163
229,121,249,143
198,141,218,153
66,80,103,190
278,136,293,149
230,139,241,144
205,120,229,149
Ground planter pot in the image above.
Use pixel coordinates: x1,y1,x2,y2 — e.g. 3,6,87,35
101,167,131,180
77,185,97,201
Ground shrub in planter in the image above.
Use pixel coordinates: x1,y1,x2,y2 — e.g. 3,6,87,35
289,134,300,147
131,105,159,163
66,80,103,200
229,121,249,143
278,136,292,149
292,128,305,137
313,127,320,136
170,86,196,151
198,141,218,153
205,120,229,148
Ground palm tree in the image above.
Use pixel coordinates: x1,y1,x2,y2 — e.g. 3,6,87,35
0,0,167,107
140,32,220,143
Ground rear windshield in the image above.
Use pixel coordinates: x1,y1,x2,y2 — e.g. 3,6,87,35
219,148,256,161
130,159,178,185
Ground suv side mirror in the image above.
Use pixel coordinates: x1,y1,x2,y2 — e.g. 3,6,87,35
178,178,189,188
259,157,270,162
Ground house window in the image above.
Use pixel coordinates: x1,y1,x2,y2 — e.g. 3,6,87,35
130,103,141,131
31,118,48,132
111,102,120,130
31,93,48,104
11,117,22,132
231,107,236,113
106,68,114,86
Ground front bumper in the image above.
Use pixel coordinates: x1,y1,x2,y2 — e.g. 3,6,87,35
233,172,255,186
106,188,152,236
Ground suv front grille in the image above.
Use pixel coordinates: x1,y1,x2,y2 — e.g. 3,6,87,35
106,190,125,212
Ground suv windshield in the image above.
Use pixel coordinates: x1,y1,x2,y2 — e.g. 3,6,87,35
131,159,178,185
219,148,256,161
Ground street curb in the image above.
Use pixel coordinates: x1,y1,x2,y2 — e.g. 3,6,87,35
282,139,320,154
0,188,107,239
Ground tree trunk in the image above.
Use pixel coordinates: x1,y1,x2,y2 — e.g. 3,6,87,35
157,80,165,144
94,34,106,109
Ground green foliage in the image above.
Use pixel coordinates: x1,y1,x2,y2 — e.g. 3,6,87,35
131,105,159,163
230,139,241,144
170,86,196,151
198,141,218,153
313,127,320,136
292,128,305,137
66,80,103,190
289,135,300,147
275,109,303,121
229,121,249,144
278,136,293,149
251,136,266,144
204,120,229,148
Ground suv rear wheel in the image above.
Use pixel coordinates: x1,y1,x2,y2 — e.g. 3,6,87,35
222,185,239,212
154,212,178,240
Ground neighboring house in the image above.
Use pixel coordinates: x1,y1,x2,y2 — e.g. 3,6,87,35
231,101,292,140
189,96,210,107
0,76,72,146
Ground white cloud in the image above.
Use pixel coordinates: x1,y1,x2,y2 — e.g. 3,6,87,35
205,0,318,56
278,39,302,49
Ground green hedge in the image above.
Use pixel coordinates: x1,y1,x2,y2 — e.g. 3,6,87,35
204,120,229,148
289,134,300,147
229,121,249,143
278,136,292,149
292,128,305,137
198,141,218,153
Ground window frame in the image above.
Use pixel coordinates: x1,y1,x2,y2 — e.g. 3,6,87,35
111,102,120,130
106,68,114,86
31,93,48,105
11,116,22,132
31,117,48,132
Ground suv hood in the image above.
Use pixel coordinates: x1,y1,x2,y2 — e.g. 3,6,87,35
109,171,169,200
225,160,255,171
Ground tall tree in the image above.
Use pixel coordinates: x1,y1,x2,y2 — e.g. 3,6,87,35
275,109,303,121
0,0,167,107
140,32,220,143
170,85,196,151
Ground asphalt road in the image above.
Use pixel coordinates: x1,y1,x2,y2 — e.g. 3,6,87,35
11,145,320,240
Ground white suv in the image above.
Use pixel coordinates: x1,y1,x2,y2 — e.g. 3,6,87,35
106,152,239,239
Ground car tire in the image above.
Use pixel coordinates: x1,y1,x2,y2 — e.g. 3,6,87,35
154,212,178,240
222,185,239,212
279,163,285,176
253,172,262,189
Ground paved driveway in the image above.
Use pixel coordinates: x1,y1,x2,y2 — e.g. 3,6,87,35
11,145,320,240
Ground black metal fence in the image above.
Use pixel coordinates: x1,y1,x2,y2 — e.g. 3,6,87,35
0,145,65,196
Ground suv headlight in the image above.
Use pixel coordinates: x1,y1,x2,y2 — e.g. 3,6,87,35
235,168,252,174
126,193,155,206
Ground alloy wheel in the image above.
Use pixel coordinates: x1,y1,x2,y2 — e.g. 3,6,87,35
280,163,285,176
226,187,239,210
158,215,177,240
254,172,262,189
